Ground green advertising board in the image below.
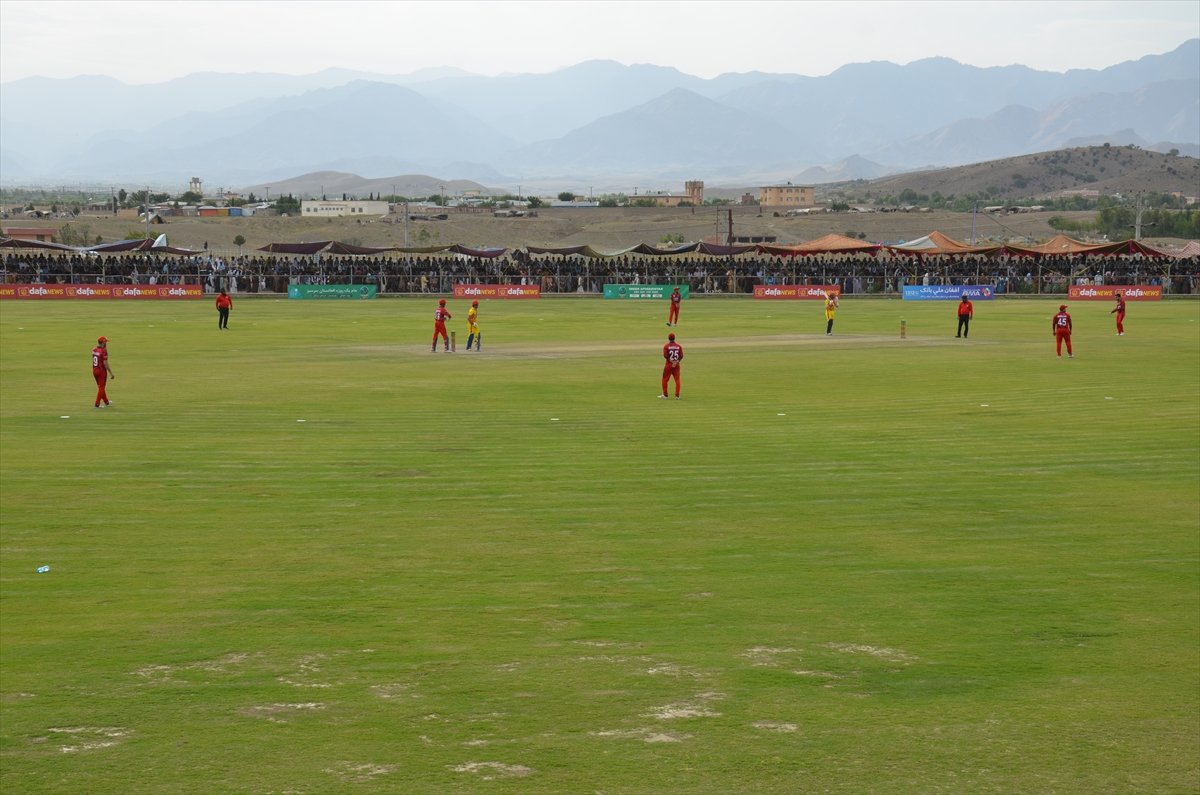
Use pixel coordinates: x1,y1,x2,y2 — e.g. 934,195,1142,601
288,284,377,300
602,284,690,300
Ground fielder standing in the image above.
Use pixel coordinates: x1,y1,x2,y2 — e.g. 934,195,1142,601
667,286,682,327
1111,292,1126,335
92,336,114,408
659,332,683,399
1053,304,1073,358
432,298,452,353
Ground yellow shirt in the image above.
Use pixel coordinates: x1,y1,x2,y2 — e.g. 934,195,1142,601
825,298,838,320
467,306,479,332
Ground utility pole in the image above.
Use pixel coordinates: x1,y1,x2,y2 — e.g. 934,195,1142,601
727,208,733,246
1133,193,1144,241
144,185,150,240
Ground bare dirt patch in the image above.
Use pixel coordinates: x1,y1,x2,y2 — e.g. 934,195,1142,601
324,762,398,783
824,642,918,664
241,702,326,723
134,651,257,682
46,726,131,753
739,646,800,667
451,761,534,780
753,721,799,733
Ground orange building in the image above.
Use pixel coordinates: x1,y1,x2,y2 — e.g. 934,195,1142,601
759,183,815,208
2,227,56,242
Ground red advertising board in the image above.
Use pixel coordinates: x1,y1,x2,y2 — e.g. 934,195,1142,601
1068,285,1161,301
0,284,204,300
452,283,541,299
753,285,841,300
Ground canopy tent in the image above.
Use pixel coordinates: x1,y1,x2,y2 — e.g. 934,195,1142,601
0,236,77,251
80,238,203,255
1168,240,1200,258
258,241,335,255
760,234,881,256
886,230,1004,256
1004,234,1167,258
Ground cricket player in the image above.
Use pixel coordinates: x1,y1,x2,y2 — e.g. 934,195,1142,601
432,298,452,352
659,332,683,399
667,286,682,326
92,336,114,408
956,294,973,338
1111,292,1126,335
466,300,481,351
1052,304,1073,358
824,292,839,336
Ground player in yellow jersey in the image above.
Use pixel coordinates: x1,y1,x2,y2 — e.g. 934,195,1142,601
824,291,839,335
466,300,481,351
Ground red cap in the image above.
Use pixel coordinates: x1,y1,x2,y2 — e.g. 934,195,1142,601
439,299,446,305
97,336,107,343
668,333,676,341
1059,305,1067,311
472,300,478,306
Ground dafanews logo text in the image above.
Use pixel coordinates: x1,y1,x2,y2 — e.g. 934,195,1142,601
1068,285,1161,301
753,285,841,300
0,284,203,300
453,284,540,299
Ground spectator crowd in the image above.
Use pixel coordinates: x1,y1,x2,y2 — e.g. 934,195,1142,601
2,250,1197,295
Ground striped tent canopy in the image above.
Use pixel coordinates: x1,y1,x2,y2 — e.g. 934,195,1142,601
886,230,1004,256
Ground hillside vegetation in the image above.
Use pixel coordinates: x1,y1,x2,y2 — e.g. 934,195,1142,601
829,145,1199,206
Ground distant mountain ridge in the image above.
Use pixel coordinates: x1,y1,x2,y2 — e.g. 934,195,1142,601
1,40,1196,188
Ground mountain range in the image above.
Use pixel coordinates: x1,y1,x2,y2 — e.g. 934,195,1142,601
1,39,1196,191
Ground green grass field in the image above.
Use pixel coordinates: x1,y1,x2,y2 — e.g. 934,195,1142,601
2,295,1197,794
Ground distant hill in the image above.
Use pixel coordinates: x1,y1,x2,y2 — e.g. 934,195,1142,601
831,146,1200,202
240,171,498,200
2,40,1197,186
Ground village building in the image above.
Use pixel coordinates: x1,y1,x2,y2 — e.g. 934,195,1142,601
636,180,705,207
759,183,815,208
300,199,391,218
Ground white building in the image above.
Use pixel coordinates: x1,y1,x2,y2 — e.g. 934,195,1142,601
300,200,390,218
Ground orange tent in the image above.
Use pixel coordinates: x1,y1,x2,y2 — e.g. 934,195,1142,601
1005,234,1167,257
759,234,881,256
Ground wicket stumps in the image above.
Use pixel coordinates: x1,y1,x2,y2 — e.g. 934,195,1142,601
450,331,456,352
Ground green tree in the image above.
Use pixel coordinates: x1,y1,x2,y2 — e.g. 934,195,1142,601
273,194,300,215
180,191,203,204
557,192,576,202
233,235,246,249
526,196,544,208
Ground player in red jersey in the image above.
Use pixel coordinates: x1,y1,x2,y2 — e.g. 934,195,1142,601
1110,292,1126,335
92,336,114,407
432,298,452,352
1052,304,1073,358
667,286,682,326
659,332,683,399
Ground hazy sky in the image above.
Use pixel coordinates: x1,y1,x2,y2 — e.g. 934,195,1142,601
1,0,1196,84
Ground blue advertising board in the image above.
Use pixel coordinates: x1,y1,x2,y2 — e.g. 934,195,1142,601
902,285,996,301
